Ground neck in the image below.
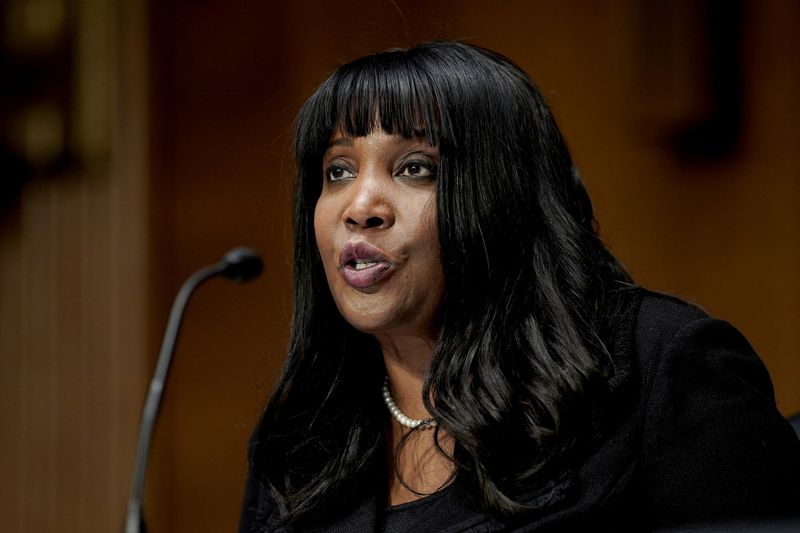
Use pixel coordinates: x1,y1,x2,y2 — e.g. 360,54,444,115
375,333,455,506
376,333,435,421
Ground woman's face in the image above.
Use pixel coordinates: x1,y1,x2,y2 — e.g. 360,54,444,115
314,130,444,341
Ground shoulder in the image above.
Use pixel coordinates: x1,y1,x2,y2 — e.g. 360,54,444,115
632,288,777,404
603,287,714,392
635,288,710,337
633,289,756,374
629,287,781,435
625,288,800,525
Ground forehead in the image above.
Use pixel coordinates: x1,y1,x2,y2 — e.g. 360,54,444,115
325,129,438,154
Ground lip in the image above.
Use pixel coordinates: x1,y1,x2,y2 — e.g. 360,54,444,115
338,241,396,289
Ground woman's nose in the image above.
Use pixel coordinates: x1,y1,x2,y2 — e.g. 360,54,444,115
342,174,395,230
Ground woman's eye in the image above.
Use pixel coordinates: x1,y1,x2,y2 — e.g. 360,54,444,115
325,165,355,182
396,161,436,179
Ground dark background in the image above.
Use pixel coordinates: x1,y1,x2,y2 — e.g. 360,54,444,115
1,1,798,531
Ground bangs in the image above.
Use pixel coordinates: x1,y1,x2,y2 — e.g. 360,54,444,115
332,54,442,143
295,50,447,161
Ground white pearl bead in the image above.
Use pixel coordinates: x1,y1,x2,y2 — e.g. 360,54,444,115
381,376,436,429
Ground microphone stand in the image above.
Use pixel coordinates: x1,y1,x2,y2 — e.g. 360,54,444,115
124,247,262,533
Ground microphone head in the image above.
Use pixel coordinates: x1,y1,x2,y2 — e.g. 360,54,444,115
220,247,263,282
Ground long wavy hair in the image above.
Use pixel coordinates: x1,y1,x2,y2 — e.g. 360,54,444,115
251,41,631,527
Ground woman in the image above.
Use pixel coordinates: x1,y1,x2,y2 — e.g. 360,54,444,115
240,41,800,532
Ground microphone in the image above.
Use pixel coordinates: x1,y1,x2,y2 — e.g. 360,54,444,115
220,246,263,282
124,247,263,533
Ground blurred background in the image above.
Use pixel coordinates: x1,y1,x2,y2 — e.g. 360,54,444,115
0,0,798,531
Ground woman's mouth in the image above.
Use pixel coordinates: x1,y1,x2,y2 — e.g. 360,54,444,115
353,259,378,270
338,241,396,289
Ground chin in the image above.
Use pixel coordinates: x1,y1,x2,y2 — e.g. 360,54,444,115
338,309,396,336
329,284,441,340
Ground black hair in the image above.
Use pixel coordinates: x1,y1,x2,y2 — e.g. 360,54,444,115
251,41,632,527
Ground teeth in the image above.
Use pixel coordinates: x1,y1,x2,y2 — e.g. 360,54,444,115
354,260,378,270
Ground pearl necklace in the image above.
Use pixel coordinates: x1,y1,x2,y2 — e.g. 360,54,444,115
381,377,437,429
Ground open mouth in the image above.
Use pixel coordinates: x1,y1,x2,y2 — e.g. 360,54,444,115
351,259,379,270
338,241,395,288
338,241,390,269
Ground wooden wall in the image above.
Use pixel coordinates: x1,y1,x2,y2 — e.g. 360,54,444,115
0,1,797,532
0,0,150,531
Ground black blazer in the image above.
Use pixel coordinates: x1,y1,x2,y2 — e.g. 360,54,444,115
240,288,800,532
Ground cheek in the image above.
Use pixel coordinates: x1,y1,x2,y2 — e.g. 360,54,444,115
313,206,323,250
313,199,333,255
416,194,440,255
313,198,344,292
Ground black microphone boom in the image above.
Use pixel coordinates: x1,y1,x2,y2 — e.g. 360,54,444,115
124,247,263,533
